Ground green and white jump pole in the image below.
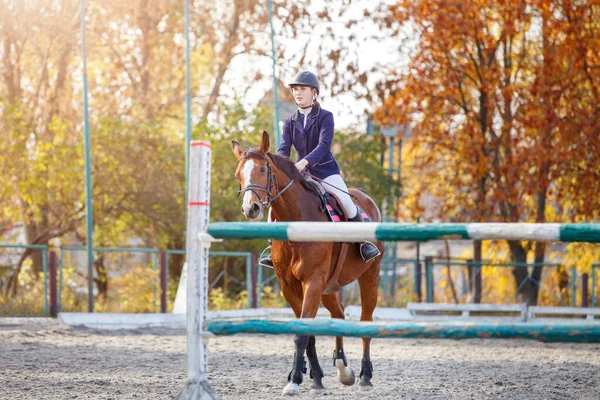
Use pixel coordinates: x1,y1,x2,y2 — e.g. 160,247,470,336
180,140,600,399
207,222,600,243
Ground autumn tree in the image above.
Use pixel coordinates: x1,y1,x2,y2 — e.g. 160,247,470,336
376,0,600,304
0,0,379,304
0,0,83,294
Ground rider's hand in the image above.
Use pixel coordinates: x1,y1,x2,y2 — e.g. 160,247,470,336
295,159,309,172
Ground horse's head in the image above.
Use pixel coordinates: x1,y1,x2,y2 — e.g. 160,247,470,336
231,131,273,220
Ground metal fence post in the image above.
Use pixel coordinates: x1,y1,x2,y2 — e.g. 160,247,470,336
245,254,252,309
160,252,167,313
582,273,589,308
43,249,49,317
49,251,58,317
390,243,397,301
425,256,433,303
58,249,64,313
251,254,257,308
592,265,597,308
572,266,577,307
414,260,422,302
257,255,263,308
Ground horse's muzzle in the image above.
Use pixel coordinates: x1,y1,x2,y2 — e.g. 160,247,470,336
242,202,263,220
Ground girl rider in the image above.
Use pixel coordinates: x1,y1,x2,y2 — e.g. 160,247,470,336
260,70,380,266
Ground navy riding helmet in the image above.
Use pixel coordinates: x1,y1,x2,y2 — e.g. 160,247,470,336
288,70,320,94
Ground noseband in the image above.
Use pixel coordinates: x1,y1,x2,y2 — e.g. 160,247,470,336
237,152,295,208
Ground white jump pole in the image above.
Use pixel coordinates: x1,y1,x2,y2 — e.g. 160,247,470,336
177,140,220,400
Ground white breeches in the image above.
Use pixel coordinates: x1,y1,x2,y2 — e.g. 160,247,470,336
322,174,358,218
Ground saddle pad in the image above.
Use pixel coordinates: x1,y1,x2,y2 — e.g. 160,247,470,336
324,193,371,223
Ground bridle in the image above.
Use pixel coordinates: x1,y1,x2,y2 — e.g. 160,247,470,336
237,152,294,208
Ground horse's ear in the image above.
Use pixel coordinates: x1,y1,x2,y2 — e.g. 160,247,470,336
231,140,244,159
259,131,270,153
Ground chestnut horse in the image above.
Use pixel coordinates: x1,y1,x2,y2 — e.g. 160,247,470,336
231,132,384,396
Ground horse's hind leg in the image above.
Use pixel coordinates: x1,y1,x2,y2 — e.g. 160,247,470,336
321,293,355,386
356,263,379,390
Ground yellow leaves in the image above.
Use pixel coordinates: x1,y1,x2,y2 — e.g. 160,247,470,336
209,287,248,311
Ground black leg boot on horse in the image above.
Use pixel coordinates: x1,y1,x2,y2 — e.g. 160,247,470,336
348,212,381,262
359,359,374,389
306,335,326,394
283,334,309,396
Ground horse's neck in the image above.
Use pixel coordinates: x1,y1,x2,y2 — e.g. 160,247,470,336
270,170,325,222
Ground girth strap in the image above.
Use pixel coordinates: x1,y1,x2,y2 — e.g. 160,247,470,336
322,243,349,295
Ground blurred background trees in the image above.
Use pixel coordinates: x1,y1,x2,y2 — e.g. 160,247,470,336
374,0,600,304
0,0,396,308
1,0,598,309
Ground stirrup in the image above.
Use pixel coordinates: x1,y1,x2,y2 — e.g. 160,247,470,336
359,241,381,263
259,245,274,268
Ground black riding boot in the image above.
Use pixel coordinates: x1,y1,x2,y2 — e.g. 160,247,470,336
348,212,381,262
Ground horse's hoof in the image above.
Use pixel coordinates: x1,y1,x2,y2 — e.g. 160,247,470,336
309,387,327,396
336,367,355,386
359,381,373,391
282,382,299,396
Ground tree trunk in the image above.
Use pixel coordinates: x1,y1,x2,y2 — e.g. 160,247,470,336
94,255,108,300
6,219,50,295
509,240,539,305
200,2,242,121
444,240,458,303
168,237,185,292
24,220,46,276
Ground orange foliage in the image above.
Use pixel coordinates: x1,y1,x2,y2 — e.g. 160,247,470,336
376,0,600,303
377,0,600,224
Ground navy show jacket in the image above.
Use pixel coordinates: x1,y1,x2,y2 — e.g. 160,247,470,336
277,105,341,179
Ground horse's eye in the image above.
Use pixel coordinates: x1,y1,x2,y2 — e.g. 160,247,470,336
260,167,267,173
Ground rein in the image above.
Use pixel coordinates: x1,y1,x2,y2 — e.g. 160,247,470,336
237,153,295,208
303,172,358,201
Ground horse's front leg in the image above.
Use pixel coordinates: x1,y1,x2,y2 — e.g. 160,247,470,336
280,282,306,396
322,293,355,386
306,334,326,394
356,262,380,390
283,279,326,396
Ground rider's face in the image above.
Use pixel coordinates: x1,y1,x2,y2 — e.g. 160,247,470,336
292,86,314,108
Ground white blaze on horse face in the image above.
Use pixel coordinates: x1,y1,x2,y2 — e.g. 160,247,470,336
241,159,263,219
242,159,255,210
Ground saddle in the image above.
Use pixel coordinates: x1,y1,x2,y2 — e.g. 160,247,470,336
273,178,371,295
304,179,371,295
305,178,371,223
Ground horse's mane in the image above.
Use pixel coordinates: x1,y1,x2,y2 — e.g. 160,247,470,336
244,148,324,204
